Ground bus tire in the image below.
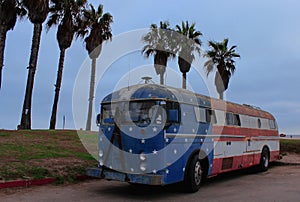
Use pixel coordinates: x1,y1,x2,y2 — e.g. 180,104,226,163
259,147,269,172
184,155,204,193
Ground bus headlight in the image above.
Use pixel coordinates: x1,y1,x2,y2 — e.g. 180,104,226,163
139,152,146,161
140,163,147,171
99,150,104,158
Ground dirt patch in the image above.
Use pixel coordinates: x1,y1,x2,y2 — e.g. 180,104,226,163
280,152,300,164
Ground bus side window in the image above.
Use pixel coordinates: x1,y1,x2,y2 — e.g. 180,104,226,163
207,109,217,124
194,107,207,123
258,119,262,128
234,114,241,126
269,119,276,129
226,113,241,126
226,113,233,125
166,101,180,124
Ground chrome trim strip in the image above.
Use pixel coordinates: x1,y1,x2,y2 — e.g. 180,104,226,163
165,133,246,139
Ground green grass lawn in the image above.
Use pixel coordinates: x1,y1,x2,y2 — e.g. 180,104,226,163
280,139,300,154
0,130,98,182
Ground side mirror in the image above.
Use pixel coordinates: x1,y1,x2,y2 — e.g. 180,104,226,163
167,110,179,123
103,117,114,124
96,114,101,126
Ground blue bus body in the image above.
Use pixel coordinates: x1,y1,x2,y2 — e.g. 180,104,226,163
87,84,279,192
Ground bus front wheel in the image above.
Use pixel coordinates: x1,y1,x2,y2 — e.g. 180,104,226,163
184,155,204,193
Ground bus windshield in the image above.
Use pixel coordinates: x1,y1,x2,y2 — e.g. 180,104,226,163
101,100,161,127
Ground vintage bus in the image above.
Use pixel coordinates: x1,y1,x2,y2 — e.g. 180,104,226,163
87,84,280,192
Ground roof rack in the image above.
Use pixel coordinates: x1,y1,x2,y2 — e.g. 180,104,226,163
243,104,261,110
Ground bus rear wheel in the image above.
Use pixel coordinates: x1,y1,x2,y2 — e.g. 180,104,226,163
259,147,269,172
184,155,204,193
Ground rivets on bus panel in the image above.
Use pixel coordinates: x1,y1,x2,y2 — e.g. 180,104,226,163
153,127,157,132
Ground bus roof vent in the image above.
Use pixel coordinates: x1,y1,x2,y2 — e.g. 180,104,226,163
243,104,261,110
140,76,154,84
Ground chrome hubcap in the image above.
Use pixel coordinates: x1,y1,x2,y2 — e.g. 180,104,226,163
263,155,269,168
194,161,202,185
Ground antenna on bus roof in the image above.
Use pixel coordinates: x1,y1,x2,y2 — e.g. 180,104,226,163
127,54,131,90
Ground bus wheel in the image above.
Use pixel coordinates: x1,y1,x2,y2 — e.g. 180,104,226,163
259,147,269,172
184,155,204,193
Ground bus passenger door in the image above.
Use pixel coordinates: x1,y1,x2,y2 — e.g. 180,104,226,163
243,138,255,167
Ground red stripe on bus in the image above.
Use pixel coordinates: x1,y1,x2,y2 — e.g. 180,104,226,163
211,151,280,176
212,125,278,137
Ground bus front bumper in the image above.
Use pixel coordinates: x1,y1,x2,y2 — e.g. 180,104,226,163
86,167,163,185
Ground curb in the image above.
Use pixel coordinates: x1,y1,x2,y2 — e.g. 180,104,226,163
0,175,92,190
273,161,300,166
0,178,56,189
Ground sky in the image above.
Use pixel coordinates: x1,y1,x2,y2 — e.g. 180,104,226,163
0,0,300,134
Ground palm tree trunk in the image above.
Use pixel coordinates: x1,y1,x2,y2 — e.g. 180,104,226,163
215,71,225,100
219,93,223,100
0,25,7,90
20,23,43,129
182,72,187,89
159,73,164,85
86,58,97,131
49,49,66,130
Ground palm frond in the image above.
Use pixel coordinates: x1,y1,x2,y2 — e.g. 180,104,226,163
204,59,214,76
46,13,60,31
204,38,240,84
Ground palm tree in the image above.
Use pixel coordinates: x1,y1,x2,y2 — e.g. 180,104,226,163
142,21,175,85
0,0,26,90
204,38,240,99
175,21,202,89
47,0,87,130
79,4,112,131
19,0,49,129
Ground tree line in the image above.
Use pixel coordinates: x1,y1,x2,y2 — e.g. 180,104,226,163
0,1,240,131
0,0,112,131
142,20,240,99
